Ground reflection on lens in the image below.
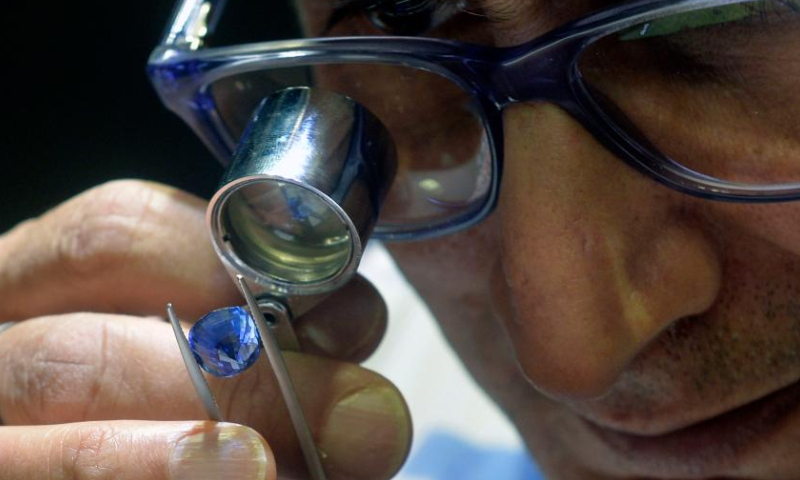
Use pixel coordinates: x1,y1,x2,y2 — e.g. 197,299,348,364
579,0,800,185
211,62,492,234
222,180,352,284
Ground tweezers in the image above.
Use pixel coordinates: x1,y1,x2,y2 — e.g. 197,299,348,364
166,275,327,480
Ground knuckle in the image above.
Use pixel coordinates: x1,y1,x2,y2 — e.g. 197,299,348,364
16,318,104,424
55,180,157,278
3,316,141,426
54,424,124,480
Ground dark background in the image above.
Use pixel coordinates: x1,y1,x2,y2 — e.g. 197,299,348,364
1,1,225,233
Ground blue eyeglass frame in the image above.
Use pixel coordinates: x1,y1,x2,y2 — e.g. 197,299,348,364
148,0,800,241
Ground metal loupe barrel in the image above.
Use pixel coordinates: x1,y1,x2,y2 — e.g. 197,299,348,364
208,87,397,297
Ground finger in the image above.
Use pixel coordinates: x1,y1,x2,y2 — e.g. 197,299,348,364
0,179,240,321
0,421,276,480
295,275,388,362
0,314,411,480
0,180,388,363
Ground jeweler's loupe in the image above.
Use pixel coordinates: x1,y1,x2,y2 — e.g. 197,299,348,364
167,87,397,480
208,87,397,302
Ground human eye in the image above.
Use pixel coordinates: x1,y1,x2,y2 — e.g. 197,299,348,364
619,0,799,72
618,0,800,41
300,0,489,38
582,1,799,81
208,0,487,45
324,0,468,35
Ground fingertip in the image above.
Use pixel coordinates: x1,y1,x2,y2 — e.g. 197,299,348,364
0,420,279,480
295,275,388,362
319,383,412,480
169,422,278,480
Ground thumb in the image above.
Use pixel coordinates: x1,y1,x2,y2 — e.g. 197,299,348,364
0,421,276,480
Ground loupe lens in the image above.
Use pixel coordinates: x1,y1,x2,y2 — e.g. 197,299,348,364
222,180,352,283
208,87,396,297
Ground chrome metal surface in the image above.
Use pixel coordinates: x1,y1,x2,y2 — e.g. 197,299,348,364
166,304,224,421
208,87,397,301
255,299,300,351
237,276,328,480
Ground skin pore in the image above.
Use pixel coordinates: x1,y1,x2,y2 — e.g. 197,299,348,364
296,0,800,478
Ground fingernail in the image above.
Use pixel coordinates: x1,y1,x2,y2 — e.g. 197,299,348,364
320,385,412,480
169,423,271,480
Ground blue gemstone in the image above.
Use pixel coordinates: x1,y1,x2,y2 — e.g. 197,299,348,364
188,306,262,377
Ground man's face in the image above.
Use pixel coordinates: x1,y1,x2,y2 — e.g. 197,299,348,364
291,1,800,478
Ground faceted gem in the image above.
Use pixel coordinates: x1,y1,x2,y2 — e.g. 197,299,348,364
188,306,261,377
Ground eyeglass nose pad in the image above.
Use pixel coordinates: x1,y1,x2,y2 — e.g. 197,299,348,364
207,87,397,311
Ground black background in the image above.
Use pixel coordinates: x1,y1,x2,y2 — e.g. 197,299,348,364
1,1,225,233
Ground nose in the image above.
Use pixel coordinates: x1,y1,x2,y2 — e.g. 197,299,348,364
496,102,722,400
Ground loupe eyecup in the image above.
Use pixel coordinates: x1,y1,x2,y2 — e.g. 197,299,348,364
208,87,397,304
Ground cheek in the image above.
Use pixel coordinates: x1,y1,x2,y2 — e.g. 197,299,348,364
708,202,800,258
384,217,527,389
385,217,502,311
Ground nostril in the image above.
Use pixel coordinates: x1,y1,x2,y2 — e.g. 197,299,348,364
624,224,722,339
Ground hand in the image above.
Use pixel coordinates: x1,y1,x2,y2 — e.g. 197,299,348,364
0,180,411,480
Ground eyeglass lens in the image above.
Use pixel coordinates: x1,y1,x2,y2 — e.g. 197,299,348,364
579,0,800,185
222,181,353,284
207,0,800,237
211,64,492,232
